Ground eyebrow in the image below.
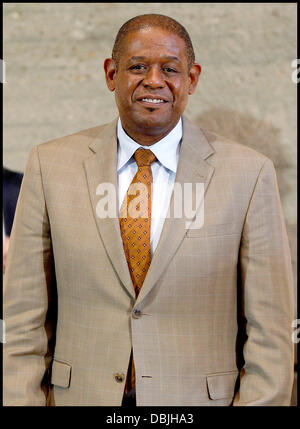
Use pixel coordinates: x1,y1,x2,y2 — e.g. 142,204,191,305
128,56,180,63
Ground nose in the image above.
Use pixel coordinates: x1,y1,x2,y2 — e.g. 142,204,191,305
143,66,165,89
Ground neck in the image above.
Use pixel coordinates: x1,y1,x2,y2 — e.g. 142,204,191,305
121,120,180,146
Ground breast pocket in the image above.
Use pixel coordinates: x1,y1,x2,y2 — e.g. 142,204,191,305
186,222,241,238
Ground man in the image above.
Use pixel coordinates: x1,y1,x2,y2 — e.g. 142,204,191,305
4,14,294,406
3,167,23,272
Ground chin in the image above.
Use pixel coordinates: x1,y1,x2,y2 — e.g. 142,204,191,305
134,113,173,134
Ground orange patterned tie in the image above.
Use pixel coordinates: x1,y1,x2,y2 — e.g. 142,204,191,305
119,148,157,394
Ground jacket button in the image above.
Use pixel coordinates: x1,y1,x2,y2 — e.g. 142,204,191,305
132,309,141,319
114,373,125,383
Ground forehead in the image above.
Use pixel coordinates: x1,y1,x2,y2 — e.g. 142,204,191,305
119,27,186,62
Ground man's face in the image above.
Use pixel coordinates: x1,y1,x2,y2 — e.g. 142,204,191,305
104,27,201,142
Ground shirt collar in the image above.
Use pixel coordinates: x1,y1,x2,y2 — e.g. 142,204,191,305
117,117,182,173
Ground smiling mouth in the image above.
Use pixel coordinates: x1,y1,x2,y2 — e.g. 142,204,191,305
136,97,169,107
141,98,165,104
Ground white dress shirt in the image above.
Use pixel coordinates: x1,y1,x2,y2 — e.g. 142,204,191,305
117,117,182,254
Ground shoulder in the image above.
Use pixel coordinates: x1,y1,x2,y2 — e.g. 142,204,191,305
22,120,118,180
184,118,272,172
204,129,269,162
35,121,115,161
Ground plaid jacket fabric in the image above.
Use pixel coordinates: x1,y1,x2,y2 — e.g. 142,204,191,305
3,117,294,406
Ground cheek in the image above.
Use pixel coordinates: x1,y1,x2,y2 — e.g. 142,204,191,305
127,79,135,91
115,89,130,109
172,80,189,103
174,90,189,108
116,80,139,105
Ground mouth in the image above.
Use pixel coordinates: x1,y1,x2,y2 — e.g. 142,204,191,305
135,95,169,108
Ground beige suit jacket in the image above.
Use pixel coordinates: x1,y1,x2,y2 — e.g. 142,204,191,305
3,117,294,406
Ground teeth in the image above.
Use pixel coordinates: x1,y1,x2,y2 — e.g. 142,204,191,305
141,98,164,103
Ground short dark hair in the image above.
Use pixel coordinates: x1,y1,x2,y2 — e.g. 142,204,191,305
112,14,195,70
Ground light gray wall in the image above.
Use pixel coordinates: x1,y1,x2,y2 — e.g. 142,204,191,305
3,2,298,404
3,2,297,283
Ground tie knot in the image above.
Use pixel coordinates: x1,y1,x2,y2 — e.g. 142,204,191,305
134,148,157,167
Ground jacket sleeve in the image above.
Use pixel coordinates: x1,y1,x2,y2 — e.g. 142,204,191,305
3,146,57,406
233,159,294,406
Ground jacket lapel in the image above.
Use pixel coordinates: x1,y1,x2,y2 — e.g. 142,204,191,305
135,117,215,306
83,119,136,299
83,117,215,305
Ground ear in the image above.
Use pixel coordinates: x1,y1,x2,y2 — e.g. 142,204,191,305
104,58,117,92
188,63,201,95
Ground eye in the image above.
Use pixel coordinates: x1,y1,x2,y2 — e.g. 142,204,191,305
129,64,147,71
163,67,177,73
